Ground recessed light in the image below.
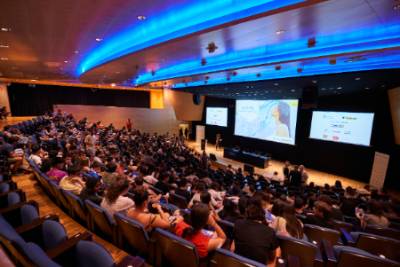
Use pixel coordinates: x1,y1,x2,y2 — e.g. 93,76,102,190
111,83,116,87
276,29,285,35
0,57,8,61
312,80,317,84
0,44,9,48
365,87,370,90
137,15,146,20
337,86,342,90
30,79,37,82
291,89,296,92
1,27,11,32
321,88,326,91
95,38,103,42
274,83,279,86
74,50,79,54
355,77,361,80
64,60,69,63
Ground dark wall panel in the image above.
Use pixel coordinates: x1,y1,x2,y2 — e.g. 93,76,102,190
7,83,150,116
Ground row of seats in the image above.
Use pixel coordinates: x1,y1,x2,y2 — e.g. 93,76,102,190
29,158,400,267
0,175,145,266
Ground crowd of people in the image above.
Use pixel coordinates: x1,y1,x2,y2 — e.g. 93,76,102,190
1,110,399,266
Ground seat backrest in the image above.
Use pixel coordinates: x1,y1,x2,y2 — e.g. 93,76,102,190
356,232,400,262
169,193,188,209
114,212,149,255
365,225,400,240
75,240,115,267
20,242,62,267
20,203,40,225
7,191,22,206
210,248,265,267
278,235,319,267
42,220,68,250
218,219,234,240
336,246,400,267
0,182,10,194
85,200,115,238
304,224,340,245
332,220,353,233
154,228,199,267
63,190,87,222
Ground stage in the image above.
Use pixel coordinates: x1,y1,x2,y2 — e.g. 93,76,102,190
186,140,366,189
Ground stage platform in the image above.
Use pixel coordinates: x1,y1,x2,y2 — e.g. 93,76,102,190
186,140,366,190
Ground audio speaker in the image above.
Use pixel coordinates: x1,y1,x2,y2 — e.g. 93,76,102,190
209,153,217,161
192,94,201,105
302,86,318,109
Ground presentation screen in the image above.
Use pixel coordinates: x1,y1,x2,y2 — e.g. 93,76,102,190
234,99,299,145
206,107,228,127
310,111,374,146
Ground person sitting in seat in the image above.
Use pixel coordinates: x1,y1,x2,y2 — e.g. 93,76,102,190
46,157,67,184
101,175,134,215
80,172,103,205
60,163,85,195
174,203,226,259
127,188,170,231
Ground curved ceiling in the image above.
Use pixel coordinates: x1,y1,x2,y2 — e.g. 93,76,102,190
0,0,399,90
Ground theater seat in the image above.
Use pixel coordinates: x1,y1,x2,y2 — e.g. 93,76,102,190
0,189,25,208
63,189,88,225
209,248,266,267
304,224,341,245
75,240,115,267
365,225,400,240
325,245,400,267
154,228,199,267
20,203,40,225
278,235,324,267
20,242,62,267
85,200,117,243
114,212,155,264
169,192,188,209
42,220,68,250
348,232,400,262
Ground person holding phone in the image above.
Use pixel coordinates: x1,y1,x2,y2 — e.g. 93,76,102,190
127,188,170,232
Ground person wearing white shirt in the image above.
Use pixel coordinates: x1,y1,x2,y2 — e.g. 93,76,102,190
101,176,134,215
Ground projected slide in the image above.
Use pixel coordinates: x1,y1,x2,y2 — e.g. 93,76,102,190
310,111,374,146
234,100,299,145
206,107,228,127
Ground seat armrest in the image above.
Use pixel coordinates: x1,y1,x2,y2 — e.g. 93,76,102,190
46,232,92,259
0,189,25,200
15,214,59,234
340,228,355,245
321,239,337,267
116,255,146,267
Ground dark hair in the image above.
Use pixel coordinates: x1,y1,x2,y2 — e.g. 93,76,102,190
200,191,211,205
368,200,384,216
294,197,304,209
245,197,265,221
105,176,130,204
32,145,41,153
183,203,210,237
177,178,187,188
221,198,238,217
282,205,304,239
271,200,286,217
68,163,81,175
314,201,332,221
106,162,117,173
132,188,149,207
238,196,249,215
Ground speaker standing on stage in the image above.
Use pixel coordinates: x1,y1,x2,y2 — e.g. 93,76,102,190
215,133,222,151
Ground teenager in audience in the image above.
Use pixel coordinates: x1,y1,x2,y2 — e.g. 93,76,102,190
233,197,280,266
218,198,240,223
101,176,134,215
174,178,192,202
101,162,118,188
281,205,305,240
174,203,226,259
79,172,103,205
127,188,170,231
306,201,333,228
60,163,85,195
46,156,67,183
29,144,44,166
359,200,389,228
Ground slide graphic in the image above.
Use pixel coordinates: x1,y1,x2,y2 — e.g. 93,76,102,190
234,99,299,145
310,111,374,146
206,107,228,127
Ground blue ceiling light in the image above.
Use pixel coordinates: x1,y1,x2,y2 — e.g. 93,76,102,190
137,24,400,85
172,53,400,88
77,0,305,76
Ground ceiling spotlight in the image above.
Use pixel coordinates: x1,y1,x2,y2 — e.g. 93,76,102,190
355,77,361,81
276,29,285,35
206,42,218,53
95,38,103,42
274,83,279,86
307,37,317,48
30,79,38,82
291,89,296,92
64,60,69,63
111,83,116,87
137,15,147,20
74,50,79,54
0,27,11,32
0,57,8,61
0,44,9,48
337,86,342,90
312,80,317,84
365,87,370,90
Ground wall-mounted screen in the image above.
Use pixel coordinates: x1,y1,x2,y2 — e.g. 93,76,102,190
234,99,299,145
310,111,374,146
206,107,228,127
